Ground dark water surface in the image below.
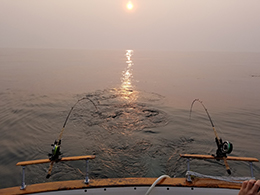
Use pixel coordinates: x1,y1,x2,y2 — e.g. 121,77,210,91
0,49,260,189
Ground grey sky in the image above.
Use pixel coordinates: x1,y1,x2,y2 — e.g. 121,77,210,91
1,0,260,52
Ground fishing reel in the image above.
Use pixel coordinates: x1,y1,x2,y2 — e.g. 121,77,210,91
215,138,233,158
48,140,62,161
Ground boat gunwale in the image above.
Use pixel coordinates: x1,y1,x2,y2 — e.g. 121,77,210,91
0,177,241,195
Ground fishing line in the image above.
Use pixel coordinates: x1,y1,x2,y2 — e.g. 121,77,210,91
46,96,98,178
58,97,98,142
190,99,220,141
190,99,233,175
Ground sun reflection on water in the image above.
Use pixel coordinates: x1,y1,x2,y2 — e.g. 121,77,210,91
120,50,138,101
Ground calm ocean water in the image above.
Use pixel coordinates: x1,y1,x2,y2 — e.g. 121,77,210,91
0,48,260,189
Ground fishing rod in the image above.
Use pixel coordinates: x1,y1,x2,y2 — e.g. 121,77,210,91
46,96,98,179
190,99,233,175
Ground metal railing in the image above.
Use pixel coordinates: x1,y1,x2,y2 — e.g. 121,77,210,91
180,154,259,182
16,155,96,190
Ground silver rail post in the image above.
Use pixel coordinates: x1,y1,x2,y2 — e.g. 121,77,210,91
249,162,254,178
187,158,191,182
20,166,26,190
85,160,89,184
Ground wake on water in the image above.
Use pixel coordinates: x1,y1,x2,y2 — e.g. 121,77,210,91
57,88,193,179
71,88,169,134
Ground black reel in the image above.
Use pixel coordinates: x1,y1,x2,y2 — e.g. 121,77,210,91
222,141,233,154
215,138,233,158
48,140,62,161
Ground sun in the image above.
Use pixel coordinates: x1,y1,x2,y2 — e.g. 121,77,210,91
127,1,133,10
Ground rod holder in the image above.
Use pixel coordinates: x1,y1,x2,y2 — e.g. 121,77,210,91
249,162,254,178
187,158,191,182
84,160,89,184
20,166,26,190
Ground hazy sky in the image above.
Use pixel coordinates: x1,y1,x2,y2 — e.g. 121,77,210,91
1,0,260,52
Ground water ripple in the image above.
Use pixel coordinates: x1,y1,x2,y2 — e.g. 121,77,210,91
71,88,168,134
